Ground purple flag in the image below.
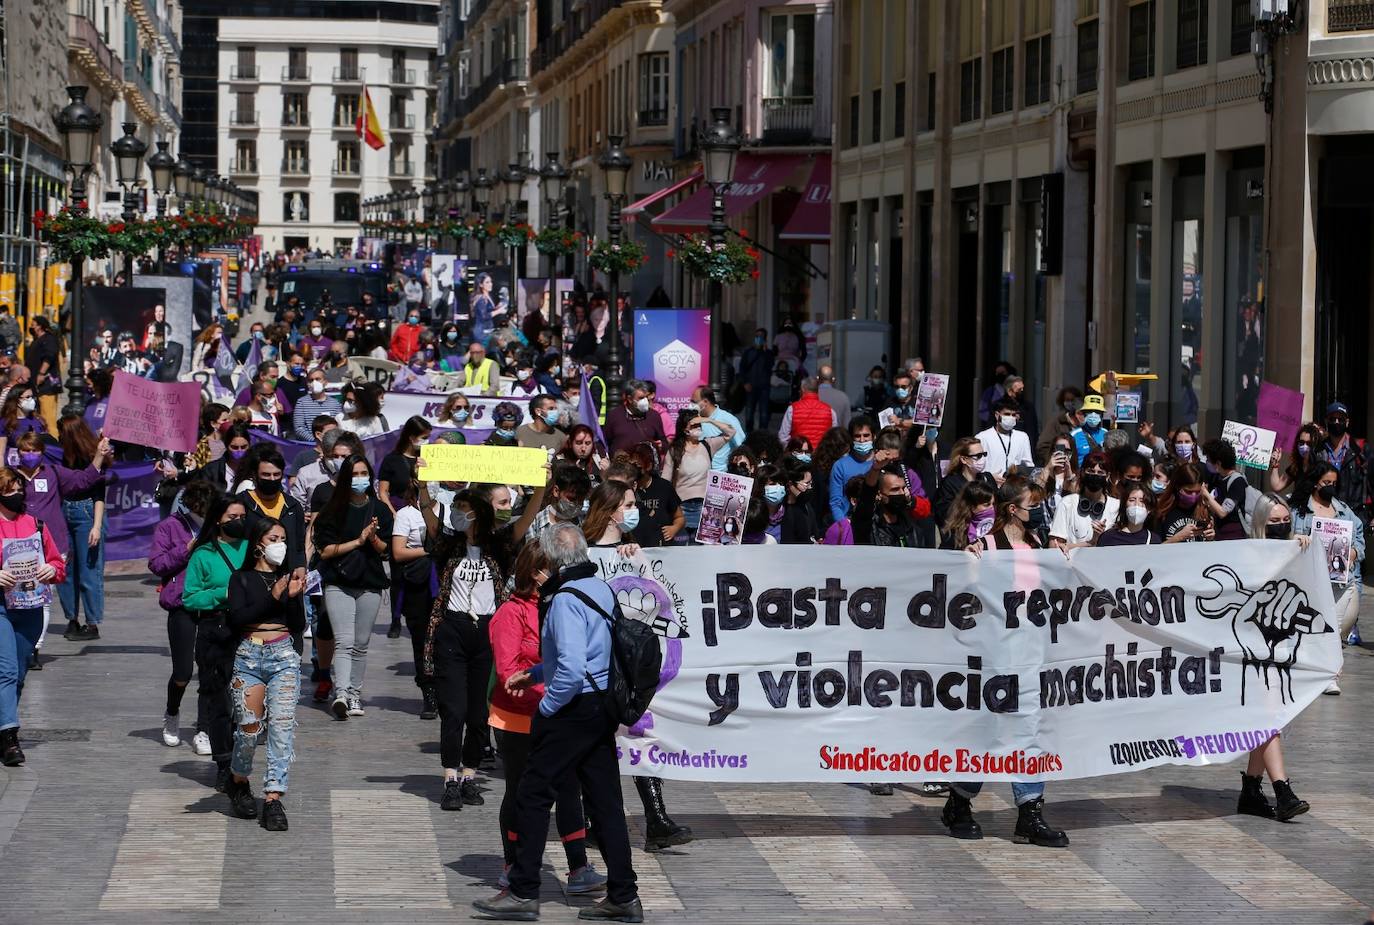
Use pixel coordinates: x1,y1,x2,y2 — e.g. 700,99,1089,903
580,374,607,453
212,329,237,386
236,336,261,395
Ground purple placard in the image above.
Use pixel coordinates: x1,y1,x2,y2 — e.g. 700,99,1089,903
632,308,712,420
1257,381,1305,456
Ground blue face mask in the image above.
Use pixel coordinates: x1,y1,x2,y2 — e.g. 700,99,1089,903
895,388,910,400
454,409,469,422
1151,479,1168,494
290,364,305,376
1083,412,1102,429
764,484,786,504
543,410,561,427
252,330,264,340
793,452,812,464
496,428,516,440
620,506,640,532
853,441,873,456
350,476,370,494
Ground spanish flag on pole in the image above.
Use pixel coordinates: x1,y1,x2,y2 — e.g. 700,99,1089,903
355,87,386,150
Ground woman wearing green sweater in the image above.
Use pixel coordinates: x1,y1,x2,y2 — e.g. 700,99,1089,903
182,494,249,795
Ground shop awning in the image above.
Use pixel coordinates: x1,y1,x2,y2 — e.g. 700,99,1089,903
623,171,701,223
778,154,832,244
652,152,807,233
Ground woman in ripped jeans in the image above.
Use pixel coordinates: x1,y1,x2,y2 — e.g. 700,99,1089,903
224,517,305,831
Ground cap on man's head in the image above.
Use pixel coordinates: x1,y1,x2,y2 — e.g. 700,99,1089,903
1080,393,1106,413
1326,401,1349,417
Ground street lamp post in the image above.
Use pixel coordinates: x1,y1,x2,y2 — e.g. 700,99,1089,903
422,184,436,248
111,122,147,285
147,141,175,269
451,172,470,257
700,107,740,396
55,86,102,417
472,167,493,263
540,151,569,350
501,160,525,300
598,134,632,407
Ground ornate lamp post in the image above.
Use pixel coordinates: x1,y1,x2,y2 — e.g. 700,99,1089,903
472,167,493,262
422,184,436,247
191,167,207,212
598,134,632,406
111,122,147,285
501,160,525,293
55,86,102,416
540,151,569,346
699,107,740,395
147,141,175,269
172,154,194,214
450,172,471,256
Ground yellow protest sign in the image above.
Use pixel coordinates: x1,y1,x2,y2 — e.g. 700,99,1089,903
420,443,549,486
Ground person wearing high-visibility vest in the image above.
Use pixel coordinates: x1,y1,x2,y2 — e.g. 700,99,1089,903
587,374,607,426
461,342,498,393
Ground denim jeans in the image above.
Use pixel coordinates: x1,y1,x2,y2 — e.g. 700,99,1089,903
954,781,1045,806
0,604,43,730
57,498,105,625
229,636,300,794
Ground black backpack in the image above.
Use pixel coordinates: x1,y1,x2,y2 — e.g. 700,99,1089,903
558,586,663,726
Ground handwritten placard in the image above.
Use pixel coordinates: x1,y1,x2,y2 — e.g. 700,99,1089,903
102,371,201,453
419,443,548,486
1220,420,1277,470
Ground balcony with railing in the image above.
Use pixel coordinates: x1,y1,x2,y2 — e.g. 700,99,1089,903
333,66,365,83
1330,0,1374,31
333,112,360,131
281,66,312,83
229,110,259,127
68,13,124,94
390,68,416,85
230,159,259,176
389,112,416,131
531,0,624,75
281,159,311,176
761,96,816,144
333,161,361,177
282,111,311,130
389,161,415,178
638,106,668,127
230,64,259,81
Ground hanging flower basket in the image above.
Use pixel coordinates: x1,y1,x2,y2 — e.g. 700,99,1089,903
494,222,535,249
534,225,582,257
669,233,761,285
34,208,255,263
586,237,649,276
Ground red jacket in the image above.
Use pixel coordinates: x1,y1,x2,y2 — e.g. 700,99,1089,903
388,322,423,363
488,594,544,719
789,392,833,448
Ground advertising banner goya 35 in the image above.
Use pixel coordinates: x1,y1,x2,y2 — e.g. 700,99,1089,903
588,541,1340,782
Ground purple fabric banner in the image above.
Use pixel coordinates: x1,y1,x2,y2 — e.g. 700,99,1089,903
1257,381,1305,456
248,426,494,475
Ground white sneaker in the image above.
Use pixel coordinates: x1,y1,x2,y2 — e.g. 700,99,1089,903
161,713,181,748
1324,680,1341,696
191,731,213,755
347,696,364,716
303,625,313,639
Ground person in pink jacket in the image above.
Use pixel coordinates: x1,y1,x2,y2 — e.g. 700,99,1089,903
0,465,67,766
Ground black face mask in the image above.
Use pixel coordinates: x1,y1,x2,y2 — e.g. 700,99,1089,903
255,477,282,497
1266,523,1292,540
883,496,909,515
0,493,25,515
221,517,247,541
1316,484,1337,503
1327,420,1347,438
1081,473,1107,494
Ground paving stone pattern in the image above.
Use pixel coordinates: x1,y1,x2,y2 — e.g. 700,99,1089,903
2,568,1373,924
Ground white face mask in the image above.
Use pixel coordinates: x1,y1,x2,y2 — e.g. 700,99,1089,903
999,414,1017,432
343,400,356,414
19,398,35,413
262,541,287,567
1125,504,1148,527
309,379,325,395
635,398,650,414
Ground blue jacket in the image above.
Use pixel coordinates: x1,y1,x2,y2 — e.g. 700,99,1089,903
1070,425,1106,464
829,452,875,523
533,563,614,717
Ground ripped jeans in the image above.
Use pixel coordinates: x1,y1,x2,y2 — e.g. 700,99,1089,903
230,636,300,794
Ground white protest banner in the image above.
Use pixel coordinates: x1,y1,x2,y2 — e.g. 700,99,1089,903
695,471,753,545
1310,516,1353,585
913,373,949,427
1221,420,1277,470
383,390,514,429
587,541,1339,782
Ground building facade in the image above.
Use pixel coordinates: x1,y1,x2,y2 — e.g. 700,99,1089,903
833,0,1374,437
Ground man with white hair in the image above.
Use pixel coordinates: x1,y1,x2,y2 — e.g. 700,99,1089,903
472,523,642,923
816,364,851,428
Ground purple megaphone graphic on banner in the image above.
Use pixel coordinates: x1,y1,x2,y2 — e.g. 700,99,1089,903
606,574,686,736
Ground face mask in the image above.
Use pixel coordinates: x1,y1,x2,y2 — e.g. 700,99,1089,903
884,494,910,514
253,331,264,340
309,380,325,395
853,441,873,456
967,509,994,542
1082,412,1102,429
408,316,420,325
1151,479,1167,494
323,457,341,475
454,409,469,422
968,455,987,474
1175,442,1194,460
1126,504,1148,527
311,327,322,336
228,447,248,461
429,484,455,508
635,398,650,414
1316,484,1337,503
0,493,25,515
516,370,531,381
1266,522,1292,540
867,377,883,387
343,401,356,414
19,451,42,469
290,364,305,376
446,331,458,342
350,476,371,494
468,355,481,366
553,498,581,520
262,541,287,567
764,484,786,504
1328,420,1348,437
494,427,515,440
221,517,247,540
1177,490,1201,507
1297,444,1310,458
999,414,1018,432
619,506,641,532
793,452,812,464
895,388,910,400
1081,473,1107,493
451,510,474,535
255,477,282,496
494,508,513,524
543,410,561,427
19,398,35,413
